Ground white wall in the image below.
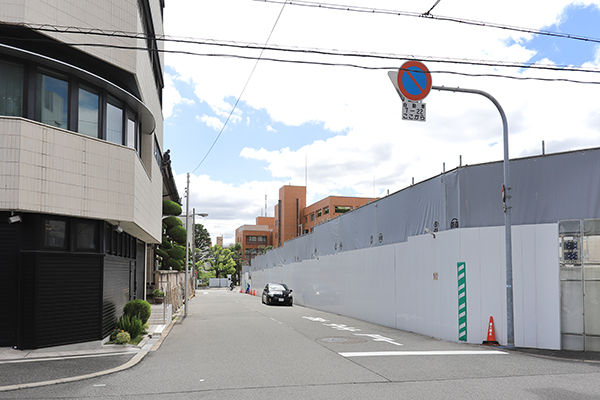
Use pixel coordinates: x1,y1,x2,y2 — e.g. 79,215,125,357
246,223,561,349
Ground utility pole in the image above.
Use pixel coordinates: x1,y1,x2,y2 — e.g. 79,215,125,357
184,173,190,317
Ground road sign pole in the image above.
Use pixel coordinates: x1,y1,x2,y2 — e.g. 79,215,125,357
432,85,514,346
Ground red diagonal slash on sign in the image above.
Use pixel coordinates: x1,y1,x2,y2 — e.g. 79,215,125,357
406,70,424,91
397,61,432,101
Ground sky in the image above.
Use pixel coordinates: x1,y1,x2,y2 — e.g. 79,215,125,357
162,0,600,246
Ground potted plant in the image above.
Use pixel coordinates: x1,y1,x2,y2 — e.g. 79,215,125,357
153,288,165,304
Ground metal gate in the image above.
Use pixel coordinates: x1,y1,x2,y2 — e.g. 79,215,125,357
560,219,600,351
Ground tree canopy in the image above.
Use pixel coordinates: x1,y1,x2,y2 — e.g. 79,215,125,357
206,245,236,279
193,223,211,262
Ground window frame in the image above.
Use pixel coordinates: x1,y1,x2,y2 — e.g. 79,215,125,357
43,217,68,250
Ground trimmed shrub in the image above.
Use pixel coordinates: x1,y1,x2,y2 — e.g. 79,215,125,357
161,236,173,249
163,216,183,229
168,225,187,244
123,300,151,325
166,258,182,270
163,200,182,216
156,248,169,259
115,331,131,344
168,245,186,260
117,315,144,339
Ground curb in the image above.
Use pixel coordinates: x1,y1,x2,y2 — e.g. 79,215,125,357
0,308,182,393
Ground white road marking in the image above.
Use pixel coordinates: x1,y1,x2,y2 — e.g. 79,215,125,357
339,350,508,357
354,334,403,346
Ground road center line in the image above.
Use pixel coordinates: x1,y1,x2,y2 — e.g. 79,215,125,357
339,350,508,357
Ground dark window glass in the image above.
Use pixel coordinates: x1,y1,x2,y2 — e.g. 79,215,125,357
0,60,23,116
45,219,67,248
154,138,162,166
335,206,352,213
78,85,99,137
36,70,69,129
76,221,97,250
106,96,123,144
127,116,136,150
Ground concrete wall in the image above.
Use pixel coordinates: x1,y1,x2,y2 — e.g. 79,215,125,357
246,223,561,349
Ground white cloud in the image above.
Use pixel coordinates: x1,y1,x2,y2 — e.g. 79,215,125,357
174,172,284,246
163,73,196,119
164,0,600,238
197,114,224,131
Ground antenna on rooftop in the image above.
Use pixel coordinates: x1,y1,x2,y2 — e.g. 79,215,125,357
265,194,268,217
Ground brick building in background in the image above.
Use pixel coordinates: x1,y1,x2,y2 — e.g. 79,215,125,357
235,217,275,264
273,185,377,248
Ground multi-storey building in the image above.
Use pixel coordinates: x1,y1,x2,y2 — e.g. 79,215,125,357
302,196,378,235
0,0,165,349
235,216,275,263
270,185,377,247
273,185,306,247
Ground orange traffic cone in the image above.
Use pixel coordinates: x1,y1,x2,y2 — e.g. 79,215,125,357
483,316,499,345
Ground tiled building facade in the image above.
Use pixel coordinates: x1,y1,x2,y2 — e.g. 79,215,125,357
0,0,165,349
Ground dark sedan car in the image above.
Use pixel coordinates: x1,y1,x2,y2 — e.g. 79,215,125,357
262,283,293,306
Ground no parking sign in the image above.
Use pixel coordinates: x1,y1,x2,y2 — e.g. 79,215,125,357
388,61,432,122
397,60,432,101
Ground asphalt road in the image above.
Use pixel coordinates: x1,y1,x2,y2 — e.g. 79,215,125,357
3,289,600,399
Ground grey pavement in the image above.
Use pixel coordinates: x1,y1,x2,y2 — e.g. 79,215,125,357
1,287,600,393
0,301,181,392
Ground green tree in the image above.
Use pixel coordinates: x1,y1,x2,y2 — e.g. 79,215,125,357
228,242,243,284
193,223,211,262
207,245,236,279
156,200,187,270
257,245,274,255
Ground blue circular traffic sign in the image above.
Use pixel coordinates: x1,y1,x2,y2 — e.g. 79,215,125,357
397,61,432,101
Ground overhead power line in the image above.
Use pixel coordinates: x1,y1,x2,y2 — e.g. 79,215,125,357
191,1,288,173
252,0,600,46
3,22,599,78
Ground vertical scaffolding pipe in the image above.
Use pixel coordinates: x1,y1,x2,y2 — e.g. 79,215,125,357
432,85,514,345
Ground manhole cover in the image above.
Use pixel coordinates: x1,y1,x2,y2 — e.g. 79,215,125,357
317,337,367,344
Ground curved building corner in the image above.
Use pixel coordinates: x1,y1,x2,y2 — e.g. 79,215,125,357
0,0,167,349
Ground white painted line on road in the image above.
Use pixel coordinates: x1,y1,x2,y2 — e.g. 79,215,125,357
339,350,508,357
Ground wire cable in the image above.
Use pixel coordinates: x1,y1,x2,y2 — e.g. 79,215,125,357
251,0,600,46
191,2,287,174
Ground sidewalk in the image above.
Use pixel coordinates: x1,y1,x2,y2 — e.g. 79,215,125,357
0,305,181,392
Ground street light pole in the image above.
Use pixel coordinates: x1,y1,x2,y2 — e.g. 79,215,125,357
432,85,514,346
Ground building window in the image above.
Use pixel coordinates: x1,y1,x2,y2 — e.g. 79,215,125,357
335,206,352,213
78,85,99,137
76,221,97,250
127,113,139,153
36,69,69,129
317,209,322,217
44,218,67,248
324,207,329,215
106,95,124,145
310,213,315,221
154,137,162,166
0,59,23,117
